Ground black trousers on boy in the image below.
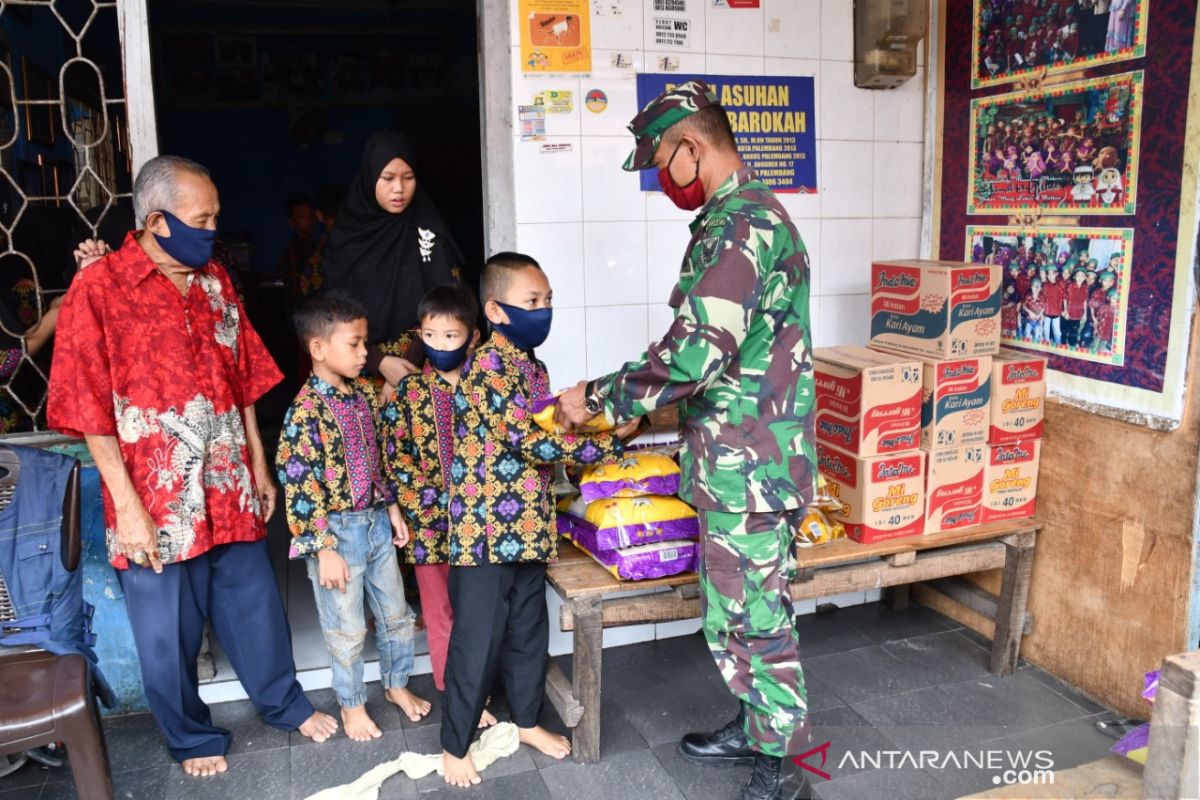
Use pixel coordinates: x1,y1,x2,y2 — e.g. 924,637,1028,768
441,561,549,757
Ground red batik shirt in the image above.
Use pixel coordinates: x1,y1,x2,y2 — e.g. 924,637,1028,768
48,233,282,569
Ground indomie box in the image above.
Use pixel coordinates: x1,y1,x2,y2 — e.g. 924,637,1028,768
916,355,993,451
869,260,1001,360
813,346,923,457
816,443,926,544
924,445,985,534
982,440,1041,523
989,350,1047,445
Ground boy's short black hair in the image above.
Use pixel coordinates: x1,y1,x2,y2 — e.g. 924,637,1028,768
417,284,479,332
285,191,315,217
292,289,367,342
481,251,541,304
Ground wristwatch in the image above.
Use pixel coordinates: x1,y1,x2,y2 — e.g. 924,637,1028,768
584,379,607,416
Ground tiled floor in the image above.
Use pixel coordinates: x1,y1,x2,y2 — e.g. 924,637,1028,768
1,602,1123,800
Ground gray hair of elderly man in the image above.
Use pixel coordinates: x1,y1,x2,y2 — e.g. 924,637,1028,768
132,154,211,226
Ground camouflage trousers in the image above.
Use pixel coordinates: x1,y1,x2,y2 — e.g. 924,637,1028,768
698,508,808,757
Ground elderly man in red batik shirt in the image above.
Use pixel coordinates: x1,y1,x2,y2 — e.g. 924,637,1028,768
48,155,338,777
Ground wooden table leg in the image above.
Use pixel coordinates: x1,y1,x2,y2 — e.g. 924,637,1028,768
886,584,911,610
990,531,1037,676
570,596,603,763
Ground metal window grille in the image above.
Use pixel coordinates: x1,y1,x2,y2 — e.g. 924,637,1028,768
0,0,132,434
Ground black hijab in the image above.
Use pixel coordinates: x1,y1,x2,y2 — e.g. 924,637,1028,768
322,130,462,343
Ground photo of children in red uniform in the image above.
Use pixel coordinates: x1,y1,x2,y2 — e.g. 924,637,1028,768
967,226,1133,367
972,0,1146,89
968,71,1143,215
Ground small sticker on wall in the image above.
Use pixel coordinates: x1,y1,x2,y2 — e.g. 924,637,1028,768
653,0,686,10
592,0,626,14
585,89,608,113
518,105,546,141
539,142,574,154
653,16,691,47
657,55,681,71
720,0,761,7
537,89,574,114
610,52,635,69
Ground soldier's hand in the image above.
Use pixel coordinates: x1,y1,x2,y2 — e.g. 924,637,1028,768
555,380,592,431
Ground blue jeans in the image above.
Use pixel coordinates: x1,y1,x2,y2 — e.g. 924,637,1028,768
306,505,415,708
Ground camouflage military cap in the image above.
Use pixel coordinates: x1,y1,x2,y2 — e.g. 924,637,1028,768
622,80,719,171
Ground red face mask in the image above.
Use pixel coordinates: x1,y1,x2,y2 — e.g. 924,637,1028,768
658,141,705,211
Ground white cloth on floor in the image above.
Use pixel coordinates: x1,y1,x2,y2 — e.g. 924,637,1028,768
303,722,520,800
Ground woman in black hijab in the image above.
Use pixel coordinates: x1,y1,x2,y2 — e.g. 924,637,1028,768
322,129,464,385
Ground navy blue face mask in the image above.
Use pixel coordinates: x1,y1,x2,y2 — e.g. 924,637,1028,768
153,210,217,269
425,340,470,373
494,302,553,350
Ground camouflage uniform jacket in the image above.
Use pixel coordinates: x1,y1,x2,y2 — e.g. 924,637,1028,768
448,332,623,566
597,167,816,513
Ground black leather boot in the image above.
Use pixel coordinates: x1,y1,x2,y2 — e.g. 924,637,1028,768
678,708,755,766
740,753,814,800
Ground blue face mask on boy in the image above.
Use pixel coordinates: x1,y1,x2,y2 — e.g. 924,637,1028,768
425,341,470,372
494,303,552,350
152,209,217,269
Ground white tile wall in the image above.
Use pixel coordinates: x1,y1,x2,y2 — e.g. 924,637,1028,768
764,0,821,60
581,136,648,222
496,0,930,654
872,217,922,262
819,140,874,218
584,220,649,306
873,141,924,218
820,218,873,296
585,304,650,376
518,222,586,307
819,61,873,141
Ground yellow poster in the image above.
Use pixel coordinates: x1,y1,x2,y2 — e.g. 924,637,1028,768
519,0,592,73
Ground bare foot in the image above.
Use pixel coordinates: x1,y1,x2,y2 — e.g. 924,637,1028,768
386,686,432,722
477,707,498,728
181,755,228,777
519,725,571,759
442,749,481,787
298,710,339,743
341,705,383,741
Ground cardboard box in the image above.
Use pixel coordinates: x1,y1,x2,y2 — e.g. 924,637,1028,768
989,350,1047,444
869,259,1002,360
913,355,993,451
982,440,1041,523
924,445,986,534
816,443,926,543
813,346,923,457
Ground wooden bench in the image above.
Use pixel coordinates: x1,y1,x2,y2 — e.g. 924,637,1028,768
544,519,1041,763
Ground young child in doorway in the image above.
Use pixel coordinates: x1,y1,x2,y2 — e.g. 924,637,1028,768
439,252,635,786
276,290,432,742
379,284,496,728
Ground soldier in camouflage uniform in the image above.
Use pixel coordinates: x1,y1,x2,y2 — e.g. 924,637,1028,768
558,81,816,800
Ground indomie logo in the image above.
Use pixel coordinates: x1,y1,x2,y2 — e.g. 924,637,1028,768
817,420,855,442
941,364,977,379
954,271,989,288
818,452,851,479
945,511,979,526
875,271,918,290
1006,365,1041,381
876,461,917,480
994,446,1031,463
879,433,917,449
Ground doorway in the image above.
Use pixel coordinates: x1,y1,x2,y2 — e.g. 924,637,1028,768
145,0,485,686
